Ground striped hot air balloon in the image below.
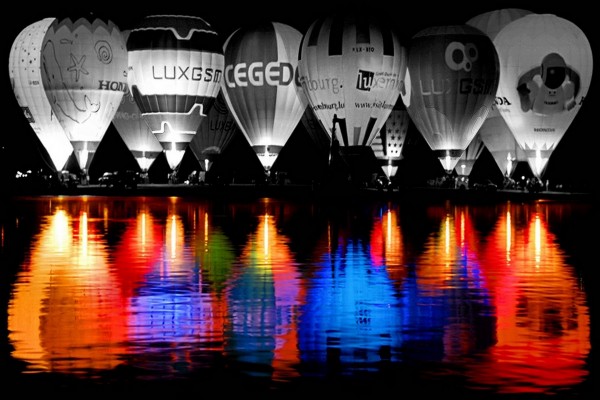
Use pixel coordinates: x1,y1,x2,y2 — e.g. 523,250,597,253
127,15,224,172
9,18,74,173
221,21,306,175
297,15,407,152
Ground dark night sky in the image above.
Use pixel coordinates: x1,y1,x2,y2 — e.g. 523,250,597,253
3,1,596,188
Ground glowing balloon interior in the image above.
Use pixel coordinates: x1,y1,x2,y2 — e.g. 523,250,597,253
127,15,225,171
9,18,74,173
111,30,163,174
494,14,593,178
221,22,306,173
466,9,532,178
402,25,499,173
188,91,239,172
41,18,128,172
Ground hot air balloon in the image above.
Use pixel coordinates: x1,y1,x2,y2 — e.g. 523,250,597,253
402,25,499,173
9,18,74,173
127,15,224,173
111,30,163,180
221,21,306,177
40,17,128,180
371,99,410,180
297,15,407,181
188,91,239,176
454,132,485,187
466,9,532,178
494,14,593,179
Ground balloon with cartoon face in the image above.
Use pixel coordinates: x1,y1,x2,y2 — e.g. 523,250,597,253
494,14,593,178
402,25,499,173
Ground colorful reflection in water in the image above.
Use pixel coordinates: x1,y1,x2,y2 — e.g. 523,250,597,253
3,196,592,396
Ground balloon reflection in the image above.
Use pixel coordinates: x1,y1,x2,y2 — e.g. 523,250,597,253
408,204,493,361
5,197,591,393
474,203,591,394
9,199,127,373
228,200,302,380
300,210,403,372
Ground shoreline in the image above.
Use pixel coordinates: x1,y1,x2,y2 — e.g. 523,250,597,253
2,183,595,204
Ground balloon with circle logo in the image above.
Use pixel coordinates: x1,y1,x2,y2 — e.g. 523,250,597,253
493,14,593,178
297,15,407,164
466,8,532,177
401,24,499,173
9,17,74,173
40,17,128,174
221,21,305,175
127,15,224,172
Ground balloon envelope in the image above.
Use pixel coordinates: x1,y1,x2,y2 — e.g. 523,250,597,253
111,30,163,174
41,17,128,172
188,91,239,172
297,15,407,151
221,21,305,173
9,18,74,173
402,25,499,173
494,14,593,178
371,99,410,179
127,15,224,171
454,133,485,178
466,8,532,178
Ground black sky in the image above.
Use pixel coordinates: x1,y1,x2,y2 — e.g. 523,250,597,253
3,1,596,188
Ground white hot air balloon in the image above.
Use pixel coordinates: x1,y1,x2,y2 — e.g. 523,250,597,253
9,18,73,173
41,17,128,177
494,14,593,178
466,8,532,178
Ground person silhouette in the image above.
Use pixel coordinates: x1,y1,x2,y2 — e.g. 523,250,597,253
516,52,578,115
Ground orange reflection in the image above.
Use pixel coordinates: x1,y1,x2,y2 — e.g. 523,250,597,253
475,203,590,394
8,202,128,373
416,205,480,293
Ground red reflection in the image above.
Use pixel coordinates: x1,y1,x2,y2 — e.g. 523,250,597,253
474,203,590,393
370,207,407,288
112,206,163,299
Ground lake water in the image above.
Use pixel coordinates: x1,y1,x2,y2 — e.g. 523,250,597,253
1,194,595,397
